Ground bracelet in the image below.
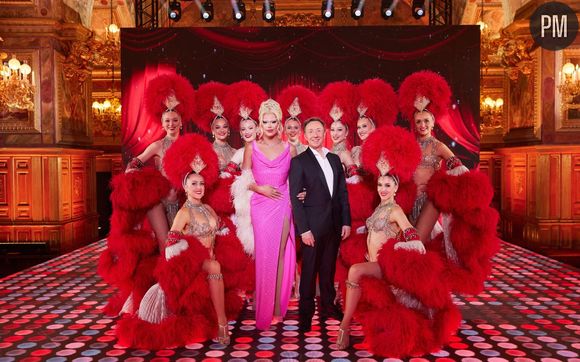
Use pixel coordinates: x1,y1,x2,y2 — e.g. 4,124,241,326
346,164,359,178
126,157,145,171
445,156,462,170
402,227,420,242
166,230,182,246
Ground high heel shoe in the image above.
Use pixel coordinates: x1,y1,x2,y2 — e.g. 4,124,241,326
218,323,230,345
336,327,350,350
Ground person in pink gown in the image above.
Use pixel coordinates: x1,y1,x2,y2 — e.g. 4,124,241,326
242,99,297,330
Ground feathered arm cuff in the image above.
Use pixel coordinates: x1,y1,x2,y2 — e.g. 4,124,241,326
394,227,426,254
125,157,145,173
446,156,469,176
165,231,189,260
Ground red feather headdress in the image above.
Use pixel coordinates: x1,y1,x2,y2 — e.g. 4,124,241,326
163,133,219,190
223,81,268,131
318,81,359,129
398,70,452,132
356,78,398,128
276,85,319,125
194,81,229,133
361,125,421,183
144,73,195,124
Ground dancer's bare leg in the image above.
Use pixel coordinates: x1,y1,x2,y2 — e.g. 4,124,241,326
146,203,169,251
203,259,229,344
415,200,439,244
273,216,291,320
339,262,382,331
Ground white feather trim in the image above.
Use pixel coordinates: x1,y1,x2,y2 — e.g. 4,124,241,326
356,225,367,234
138,283,168,324
394,240,426,254
346,175,361,184
119,293,134,315
430,220,443,240
447,165,469,176
231,170,255,257
165,238,189,260
216,227,230,236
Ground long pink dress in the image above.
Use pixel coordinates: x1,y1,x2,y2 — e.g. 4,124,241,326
251,141,296,330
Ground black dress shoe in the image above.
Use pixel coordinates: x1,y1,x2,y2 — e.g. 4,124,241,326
298,320,312,332
319,306,344,321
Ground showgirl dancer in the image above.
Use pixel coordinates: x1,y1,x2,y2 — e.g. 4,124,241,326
277,85,318,155
115,133,244,349
398,70,499,294
99,73,194,316
124,74,196,248
334,126,460,357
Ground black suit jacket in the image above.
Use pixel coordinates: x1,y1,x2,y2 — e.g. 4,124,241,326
289,148,351,238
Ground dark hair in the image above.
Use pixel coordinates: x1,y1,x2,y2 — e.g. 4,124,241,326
303,117,325,131
379,172,399,186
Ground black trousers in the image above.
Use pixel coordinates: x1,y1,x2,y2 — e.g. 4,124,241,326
298,229,340,320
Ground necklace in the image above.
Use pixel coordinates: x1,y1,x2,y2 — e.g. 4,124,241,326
332,141,347,153
185,199,204,210
418,137,435,150
213,141,231,149
161,136,175,158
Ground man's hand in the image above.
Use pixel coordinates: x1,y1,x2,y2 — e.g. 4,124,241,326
301,230,315,246
341,226,351,240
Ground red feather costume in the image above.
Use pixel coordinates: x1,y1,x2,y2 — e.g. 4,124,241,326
337,125,460,358
116,134,245,349
399,71,499,295
99,73,195,316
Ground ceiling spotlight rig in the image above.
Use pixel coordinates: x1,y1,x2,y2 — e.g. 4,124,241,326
263,0,275,22
231,0,246,22
351,0,365,20
322,0,334,21
412,0,426,19
168,0,182,21
381,0,396,19
200,0,214,22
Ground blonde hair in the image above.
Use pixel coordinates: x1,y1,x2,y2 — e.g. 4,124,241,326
258,99,283,138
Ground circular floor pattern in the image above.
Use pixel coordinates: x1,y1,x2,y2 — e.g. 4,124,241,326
0,241,578,361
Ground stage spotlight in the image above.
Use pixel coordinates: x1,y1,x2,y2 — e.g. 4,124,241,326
168,0,182,21
381,0,395,19
263,0,275,22
232,0,246,22
321,0,334,20
412,0,425,19
351,0,365,19
200,0,214,22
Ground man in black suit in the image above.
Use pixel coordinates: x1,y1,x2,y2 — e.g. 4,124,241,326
289,117,351,332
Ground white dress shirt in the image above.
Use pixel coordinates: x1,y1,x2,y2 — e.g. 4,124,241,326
310,147,334,197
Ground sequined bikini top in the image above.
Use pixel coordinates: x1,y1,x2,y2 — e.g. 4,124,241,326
366,202,399,239
418,137,442,170
185,200,218,240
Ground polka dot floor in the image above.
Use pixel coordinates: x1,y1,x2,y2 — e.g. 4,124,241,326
0,240,578,362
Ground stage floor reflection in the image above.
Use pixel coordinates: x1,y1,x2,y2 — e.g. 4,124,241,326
0,240,578,361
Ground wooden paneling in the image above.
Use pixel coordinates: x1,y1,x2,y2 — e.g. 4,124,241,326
0,157,11,220
0,148,101,252
494,145,580,251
